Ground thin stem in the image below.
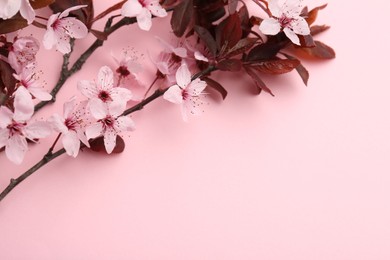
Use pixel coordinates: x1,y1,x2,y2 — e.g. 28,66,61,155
143,75,160,99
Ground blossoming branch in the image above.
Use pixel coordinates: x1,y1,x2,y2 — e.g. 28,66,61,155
0,0,335,202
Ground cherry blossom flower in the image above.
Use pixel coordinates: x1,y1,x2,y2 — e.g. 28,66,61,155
0,0,35,24
113,50,145,101
13,65,52,101
43,5,89,54
48,97,90,158
0,88,51,164
78,66,132,107
121,0,167,31
163,64,207,121
259,0,310,45
8,36,39,74
85,99,135,154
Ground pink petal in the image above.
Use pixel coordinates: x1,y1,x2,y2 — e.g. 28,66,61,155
0,106,13,128
76,129,90,148
48,114,68,133
20,0,35,24
110,87,132,104
13,87,33,122
89,99,108,120
187,78,207,96
85,122,103,139
173,47,187,58
268,0,282,17
62,131,80,157
147,2,167,17
163,85,183,104
115,116,135,132
59,5,88,19
121,0,143,17
108,101,126,118
136,8,152,31
0,129,9,149
194,51,209,62
78,80,98,99
104,129,117,154
98,66,114,91
62,17,88,39
180,104,189,122
283,27,300,45
55,35,72,54
63,97,77,119
175,64,191,88
24,121,52,139
283,0,302,17
42,27,57,50
259,18,281,35
0,0,21,20
292,16,310,35
28,86,52,101
5,134,28,165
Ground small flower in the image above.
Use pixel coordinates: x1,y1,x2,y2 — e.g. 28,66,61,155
43,5,89,54
48,97,90,158
85,99,135,154
163,64,207,121
78,66,132,107
13,65,52,101
8,36,39,74
259,0,310,45
0,0,35,24
121,0,167,31
0,88,51,164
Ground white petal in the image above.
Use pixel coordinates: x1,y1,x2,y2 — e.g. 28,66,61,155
62,17,88,39
292,16,310,35
104,129,117,154
78,80,98,99
88,99,108,120
76,129,90,147
0,129,8,148
175,64,191,88
13,87,34,122
108,101,126,118
20,0,35,24
25,121,52,139
98,66,114,91
0,106,13,128
268,0,282,17
187,79,207,96
121,0,143,17
283,27,300,45
163,85,183,104
147,2,167,17
60,5,88,19
194,51,209,62
42,27,57,50
56,36,72,54
136,8,152,31
173,47,187,58
0,0,21,20
283,0,302,17
63,97,77,119
28,86,52,101
115,116,135,132
48,114,67,133
62,131,80,157
5,134,27,165
259,18,281,35
110,87,132,104
85,122,103,139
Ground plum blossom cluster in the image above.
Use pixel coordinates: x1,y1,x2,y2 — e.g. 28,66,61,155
0,0,334,202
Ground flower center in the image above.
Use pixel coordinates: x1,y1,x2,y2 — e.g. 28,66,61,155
139,0,147,7
65,117,78,131
278,14,294,28
182,89,189,100
171,53,182,64
51,19,61,30
7,121,25,136
116,65,130,77
101,116,115,128
98,90,112,102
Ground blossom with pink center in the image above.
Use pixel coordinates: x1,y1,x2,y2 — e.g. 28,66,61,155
0,88,51,164
121,0,167,31
8,36,39,74
163,64,207,121
48,97,90,158
13,65,52,101
113,50,145,101
43,5,89,54
85,99,135,154
0,0,35,24
259,0,310,45
78,66,132,107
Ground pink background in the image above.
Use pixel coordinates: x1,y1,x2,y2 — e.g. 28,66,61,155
1,0,390,259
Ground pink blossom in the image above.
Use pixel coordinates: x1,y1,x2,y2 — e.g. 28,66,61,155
78,66,132,107
113,50,145,101
85,99,135,154
43,5,89,54
121,0,167,31
163,64,207,121
259,0,310,45
8,36,39,74
48,97,90,158
0,0,35,24
0,88,51,164
13,65,52,101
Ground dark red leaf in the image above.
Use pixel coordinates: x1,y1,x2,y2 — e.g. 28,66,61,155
310,25,331,36
0,17,28,34
0,60,17,96
224,38,257,59
171,0,193,37
249,59,300,75
298,34,315,48
50,0,93,27
219,13,242,50
30,0,55,9
246,38,288,62
203,77,227,100
281,53,309,85
306,4,327,25
300,40,336,59
238,4,251,37
194,26,217,58
89,135,125,154
90,29,108,40
244,65,274,96
217,59,242,71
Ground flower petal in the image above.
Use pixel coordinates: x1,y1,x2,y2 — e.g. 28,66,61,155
108,101,126,118
259,18,281,35
76,129,90,147
85,122,103,139
62,17,88,39
115,116,135,132
110,87,132,104
59,5,88,19
42,27,57,50
89,98,108,120
63,97,77,119
0,106,13,128
292,16,310,35
147,2,167,17
136,8,152,31
0,0,21,20
28,86,52,101
20,0,35,24
24,121,52,139
163,85,183,104
62,131,80,157
283,27,300,45
98,66,114,91
121,0,143,17
104,129,117,154
48,114,68,133
175,64,191,88
187,78,207,96
268,0,282,17
78,80,98,99
13,87,34,122
5,134,28,165
283,0,302,17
